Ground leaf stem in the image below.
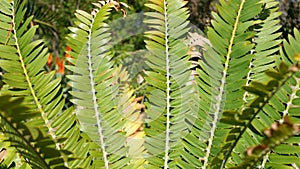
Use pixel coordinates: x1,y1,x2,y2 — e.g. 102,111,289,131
88,13,110,169
163,0,171,168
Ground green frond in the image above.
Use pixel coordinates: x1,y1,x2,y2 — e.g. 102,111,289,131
1,0,300,168
230,2,298,168
250,0,282,83
230,117,300,169
143,0,199,168
236,27,300,169
231,3,284,163
180,0,268,168
0,0,86,168
0,0,53,138
212,62,299,168
253,28,300,169
66,2,135,168
0,95,67,168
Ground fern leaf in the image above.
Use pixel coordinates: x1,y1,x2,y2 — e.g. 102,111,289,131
181,0,266,168
255,28,300,169
0,0,86,168
236,27,300,169
227,1,284,167
0,0,54,140
213,62,300,168
66,2,134,168
248,0,282,83
143,0,199,168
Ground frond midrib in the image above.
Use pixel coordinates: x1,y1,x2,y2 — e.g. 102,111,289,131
203,0,247,168
163,1,171,168
86,10,109,169
11,1,56,142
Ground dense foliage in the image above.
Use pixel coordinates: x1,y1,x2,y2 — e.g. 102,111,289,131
0,0,299,168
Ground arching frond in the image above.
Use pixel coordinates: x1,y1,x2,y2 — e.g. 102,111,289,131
66,1,135,168
0,0,54,139
230,1,284,167
0,0,84,168
1,0,299,168
250,1,282,83
232,26,300,169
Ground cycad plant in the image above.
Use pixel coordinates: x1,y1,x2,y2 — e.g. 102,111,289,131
0,0,299,168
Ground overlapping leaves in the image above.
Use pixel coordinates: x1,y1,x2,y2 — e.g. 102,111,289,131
182,0,264,168
143,0,199,168
66,1,137,168
0,0,83,168
0,0,300,168
0,0,59,142
256,28,300,169
231,116,300,169
214,62,300,168
0,95,67,168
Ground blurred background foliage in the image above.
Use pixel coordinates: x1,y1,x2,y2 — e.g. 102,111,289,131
26,0,300,60
279,0,300,38
24,0,300,97
27,0,147,56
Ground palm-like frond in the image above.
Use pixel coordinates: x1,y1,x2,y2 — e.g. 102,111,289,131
230,1,284,167
0,0,83,167
1,0,300,168
66,1,135,168
0,95,66,168
214,61,300,168
181,0,264,168
250,1,282,83
0,0,56,139
198,0,300,168
254,28,300,169
230,23,300,169
143,0,199,168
